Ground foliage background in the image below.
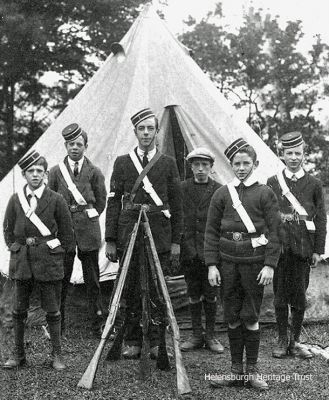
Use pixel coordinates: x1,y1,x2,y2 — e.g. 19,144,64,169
0,1,328,181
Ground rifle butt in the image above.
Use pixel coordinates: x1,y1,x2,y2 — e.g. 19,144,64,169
173,340,192,395
77,339,106,390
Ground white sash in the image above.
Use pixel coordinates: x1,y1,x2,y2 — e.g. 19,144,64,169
227,182,268,248
227,182,256,233
277,170,316,232
17,187,51,237
129,150,163,206
59,162,87,206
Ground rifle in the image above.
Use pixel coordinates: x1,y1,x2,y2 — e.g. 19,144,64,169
77,209,142,390
105,311,128,361
144,235,170,371
142,210,192,395
139,230,151,380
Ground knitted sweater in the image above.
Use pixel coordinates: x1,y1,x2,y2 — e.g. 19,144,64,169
267,171,327,257
204,181,281,267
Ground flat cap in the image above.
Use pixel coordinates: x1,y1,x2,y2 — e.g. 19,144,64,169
131,108,155,128
18,150,42,171
224,138,249,162
280,131,304,149
186,147,215,163
62,123,85,142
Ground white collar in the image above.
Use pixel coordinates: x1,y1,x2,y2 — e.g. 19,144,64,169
136,147,156,160
26,183,45,199
232,173,258,187
284,168,305,180
68,156,84,171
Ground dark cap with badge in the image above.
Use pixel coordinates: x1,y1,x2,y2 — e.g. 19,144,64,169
186,147,215,163
18,150,42,171
131,108,155,128
62,123,87,143
224,138,249,162
279,131,304,149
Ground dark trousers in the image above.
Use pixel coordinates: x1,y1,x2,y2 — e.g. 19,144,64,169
220,261,264,325
183,257,218,302
61,248,103,324
273,249,310,311
123,250,170,347
14,278,61,314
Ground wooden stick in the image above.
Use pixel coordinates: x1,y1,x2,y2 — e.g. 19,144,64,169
142,210,192,395
77,210,142,390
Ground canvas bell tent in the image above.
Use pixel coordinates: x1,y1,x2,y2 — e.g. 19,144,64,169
0,4,328,322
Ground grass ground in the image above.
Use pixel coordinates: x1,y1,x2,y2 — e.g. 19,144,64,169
1,279,329,399
1,296,329,400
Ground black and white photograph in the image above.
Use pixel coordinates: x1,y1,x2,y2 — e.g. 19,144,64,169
1,0,329,399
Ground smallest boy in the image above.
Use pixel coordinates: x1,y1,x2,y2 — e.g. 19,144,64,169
3,150,74,370
204,138,281,390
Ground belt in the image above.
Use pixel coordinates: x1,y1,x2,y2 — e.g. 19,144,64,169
222,232,258,241
16,236,54,246
280,212,310,223
69,203,93,213
123,202,167,213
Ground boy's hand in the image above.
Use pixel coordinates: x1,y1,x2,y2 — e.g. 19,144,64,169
257,265,274,286
311,253,321,268
208,265,221,287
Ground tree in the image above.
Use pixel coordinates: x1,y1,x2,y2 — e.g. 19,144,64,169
180,4,329,183
0,0,147,179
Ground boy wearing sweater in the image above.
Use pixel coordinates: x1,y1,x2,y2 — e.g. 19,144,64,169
205,138,281,390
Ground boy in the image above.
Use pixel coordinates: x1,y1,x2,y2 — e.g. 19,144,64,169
48,123,107,335
267,131,326,359
105,108,183,359
180,147,223,353
205,138,281,390
3,150,74,370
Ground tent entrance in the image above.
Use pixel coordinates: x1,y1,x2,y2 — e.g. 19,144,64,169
158,105,192,181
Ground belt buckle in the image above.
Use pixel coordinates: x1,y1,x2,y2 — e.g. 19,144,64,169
26,237,36,246
232,232,242,241
70,204,78,213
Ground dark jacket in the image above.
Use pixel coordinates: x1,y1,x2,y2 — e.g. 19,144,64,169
3,186,74,281
48,156,107,251
105,150,183,254
204,181,281,268
180,177,221,262
267,171,327,258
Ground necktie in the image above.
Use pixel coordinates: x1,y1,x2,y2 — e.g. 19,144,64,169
142,151,148,168
74,161,79,177
291,174,297,182
29,193,37,212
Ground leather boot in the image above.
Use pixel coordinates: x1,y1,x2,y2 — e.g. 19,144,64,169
288,309,312,359
3,311,27,369
245,364,269,390
210,363,244,388
47,313,66,370
272,336,288,358
272,306,288,358
180,301,204,351
203,300,224,354
122,345,141,359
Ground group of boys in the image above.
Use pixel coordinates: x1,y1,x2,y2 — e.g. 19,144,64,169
2,107,326,393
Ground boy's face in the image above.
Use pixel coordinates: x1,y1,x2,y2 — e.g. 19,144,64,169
23,164,46,190
65,135,87,161
191,158,212,183
282,144,304,173
231,152,258,182
134,117,157,150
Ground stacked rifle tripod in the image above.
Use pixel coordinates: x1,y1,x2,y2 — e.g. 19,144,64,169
77,206,192,395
